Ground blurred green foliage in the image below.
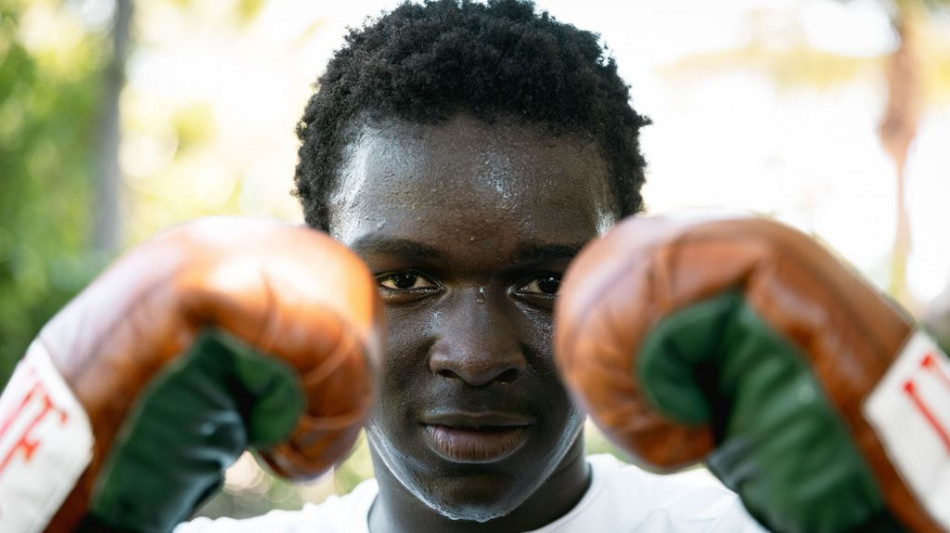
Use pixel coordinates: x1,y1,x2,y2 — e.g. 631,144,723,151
0,1,108,385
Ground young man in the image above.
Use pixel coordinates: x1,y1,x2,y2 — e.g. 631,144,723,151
180,1,764,531
2,2,942,531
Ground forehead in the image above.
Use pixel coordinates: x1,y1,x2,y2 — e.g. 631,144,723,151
327,115,616,253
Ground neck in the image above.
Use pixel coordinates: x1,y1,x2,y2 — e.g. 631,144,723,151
367,437,590,533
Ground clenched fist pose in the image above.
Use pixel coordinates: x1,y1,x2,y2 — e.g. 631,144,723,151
556,212,950,533
0,218,383,532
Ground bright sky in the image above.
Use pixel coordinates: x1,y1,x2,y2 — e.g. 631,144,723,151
117,0,950,306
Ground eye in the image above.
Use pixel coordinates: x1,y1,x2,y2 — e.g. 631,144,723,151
377,272,437,291
518,274,561,296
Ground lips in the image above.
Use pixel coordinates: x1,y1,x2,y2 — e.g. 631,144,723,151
420,411,533,464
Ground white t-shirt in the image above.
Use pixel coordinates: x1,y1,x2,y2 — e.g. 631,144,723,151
177,455,767,532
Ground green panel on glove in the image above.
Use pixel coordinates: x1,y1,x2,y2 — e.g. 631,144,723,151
638,290,887,533
89,329,305,533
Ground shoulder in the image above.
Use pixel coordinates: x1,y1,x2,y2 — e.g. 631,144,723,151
534,455,766,533
590,454,736,507
173,479,378,533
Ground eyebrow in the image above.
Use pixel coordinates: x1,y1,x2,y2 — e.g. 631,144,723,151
349,235,587,265
349,235,444,261
510,242,587,264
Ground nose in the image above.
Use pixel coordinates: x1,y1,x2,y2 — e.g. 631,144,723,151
428,287,526,387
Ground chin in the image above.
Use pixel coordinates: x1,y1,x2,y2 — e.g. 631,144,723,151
422,487,522,523
406,460,536,524
439,506,508,523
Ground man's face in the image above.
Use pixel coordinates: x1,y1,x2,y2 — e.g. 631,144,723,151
328,114,617,522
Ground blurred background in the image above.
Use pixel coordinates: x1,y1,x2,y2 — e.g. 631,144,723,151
1,0,949,520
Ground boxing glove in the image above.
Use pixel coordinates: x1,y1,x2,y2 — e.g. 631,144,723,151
555,212,949,533
923,286,950,355
0,217,383,533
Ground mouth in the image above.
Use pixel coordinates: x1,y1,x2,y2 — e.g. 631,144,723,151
420,411,533,464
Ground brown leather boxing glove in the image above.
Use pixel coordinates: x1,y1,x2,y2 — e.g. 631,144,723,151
555,212,949,533
0,217,383,533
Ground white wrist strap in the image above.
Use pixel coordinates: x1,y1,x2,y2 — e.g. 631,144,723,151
863,330,950,530
0,341,94,533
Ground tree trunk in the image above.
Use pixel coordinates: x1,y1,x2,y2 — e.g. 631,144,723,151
878,3,922,313
92,0,132,256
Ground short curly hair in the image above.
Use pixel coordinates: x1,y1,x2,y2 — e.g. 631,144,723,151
294,0,650,231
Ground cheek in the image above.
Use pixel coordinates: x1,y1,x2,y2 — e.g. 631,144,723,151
518,306,556,366
519,303,553,335
377,306,431,389
516,312,580,426
367,310,423,452
524,311,581,421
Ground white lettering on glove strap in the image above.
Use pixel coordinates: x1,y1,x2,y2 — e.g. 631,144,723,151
863,330,950,530
0,341,93,533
